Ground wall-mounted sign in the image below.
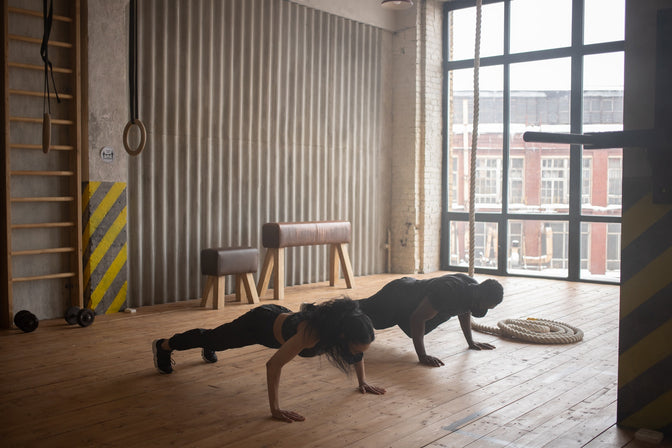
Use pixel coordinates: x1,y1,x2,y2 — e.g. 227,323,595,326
100,146,115,163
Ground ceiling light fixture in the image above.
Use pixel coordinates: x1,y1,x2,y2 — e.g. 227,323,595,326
381,0,414,10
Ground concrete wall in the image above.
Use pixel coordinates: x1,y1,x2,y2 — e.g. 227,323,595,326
81,0,130,315
85,0,129,183
617,0,672,434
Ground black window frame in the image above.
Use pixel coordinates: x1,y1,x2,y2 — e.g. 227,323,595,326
440,0,625,283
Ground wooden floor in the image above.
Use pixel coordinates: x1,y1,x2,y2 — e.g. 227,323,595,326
1,272,668,447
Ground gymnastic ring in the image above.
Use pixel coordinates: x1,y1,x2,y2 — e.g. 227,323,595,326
123,118,147,156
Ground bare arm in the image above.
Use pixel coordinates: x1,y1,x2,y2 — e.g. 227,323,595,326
266,323,317,422
410,298,444,367
354,359,386,395
458,312,496,350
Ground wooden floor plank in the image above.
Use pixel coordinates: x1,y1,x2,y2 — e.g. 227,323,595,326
581,424,668,448
1,272,642,447
355,336,617,448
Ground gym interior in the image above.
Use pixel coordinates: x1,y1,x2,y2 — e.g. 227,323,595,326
2,0,671,446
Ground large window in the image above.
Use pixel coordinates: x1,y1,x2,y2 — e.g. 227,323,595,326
442,0,624,283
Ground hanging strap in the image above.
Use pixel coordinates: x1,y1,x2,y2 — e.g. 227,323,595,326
41,0,60,154
129,0,138,123
41,0,61,112
468,0,482,277
123,0,147,156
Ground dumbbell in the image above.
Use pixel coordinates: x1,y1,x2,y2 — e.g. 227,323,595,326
64,306,96,327
14,310,39,333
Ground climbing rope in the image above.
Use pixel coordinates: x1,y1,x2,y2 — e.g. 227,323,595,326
471,318,584,344
468,0,482,278
464,1,582,344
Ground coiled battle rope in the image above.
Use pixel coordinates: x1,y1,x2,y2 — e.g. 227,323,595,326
472,318,584,344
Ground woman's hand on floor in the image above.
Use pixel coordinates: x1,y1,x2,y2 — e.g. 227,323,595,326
419,354,445,367
468,341,496,350
358,382,387,395
271,408,306,423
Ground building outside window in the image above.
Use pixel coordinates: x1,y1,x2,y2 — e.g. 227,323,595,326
476,158,502,205
549,222,569,269
607,223,621,271
442,0,624,283
580,222,590,270
509,157,524,205
541,158,569,206
608,157,622,205
582,157,592,205
449,156,459,209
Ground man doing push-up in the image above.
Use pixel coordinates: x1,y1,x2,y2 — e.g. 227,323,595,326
357,273,503,367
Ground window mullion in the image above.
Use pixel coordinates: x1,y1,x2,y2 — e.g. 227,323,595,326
568,0,585,281
498,0,511,274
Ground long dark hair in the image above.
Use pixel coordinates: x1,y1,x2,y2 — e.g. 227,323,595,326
301,297,374,373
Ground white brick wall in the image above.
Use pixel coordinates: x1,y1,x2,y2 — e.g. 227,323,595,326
390,0,444,274
390,25,420,273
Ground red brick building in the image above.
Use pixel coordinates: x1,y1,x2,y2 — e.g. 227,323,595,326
447,90,622,281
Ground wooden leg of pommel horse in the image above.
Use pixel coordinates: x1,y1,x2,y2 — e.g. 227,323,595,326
201,275,226,309
257,248,285,300
329,243,355,288
235,273,259,304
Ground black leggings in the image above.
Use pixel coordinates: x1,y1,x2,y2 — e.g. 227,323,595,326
168,304,291,352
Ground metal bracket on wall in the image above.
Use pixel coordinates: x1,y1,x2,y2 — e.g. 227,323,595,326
523,8,672,205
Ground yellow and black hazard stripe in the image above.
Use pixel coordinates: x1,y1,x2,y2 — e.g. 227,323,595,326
82,182,128,314
618,176,672,433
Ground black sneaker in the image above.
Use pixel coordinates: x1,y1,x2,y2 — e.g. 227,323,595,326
202,348,218,363
153,339,175,374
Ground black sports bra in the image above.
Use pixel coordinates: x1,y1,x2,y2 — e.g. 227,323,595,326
281,312,364,364
281,312,322,358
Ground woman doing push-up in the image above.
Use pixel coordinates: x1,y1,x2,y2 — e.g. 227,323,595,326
152,298,386,422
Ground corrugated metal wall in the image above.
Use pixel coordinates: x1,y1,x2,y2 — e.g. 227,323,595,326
128,0,389,306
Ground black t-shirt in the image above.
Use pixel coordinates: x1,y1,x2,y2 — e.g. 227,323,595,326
357,273,477,337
